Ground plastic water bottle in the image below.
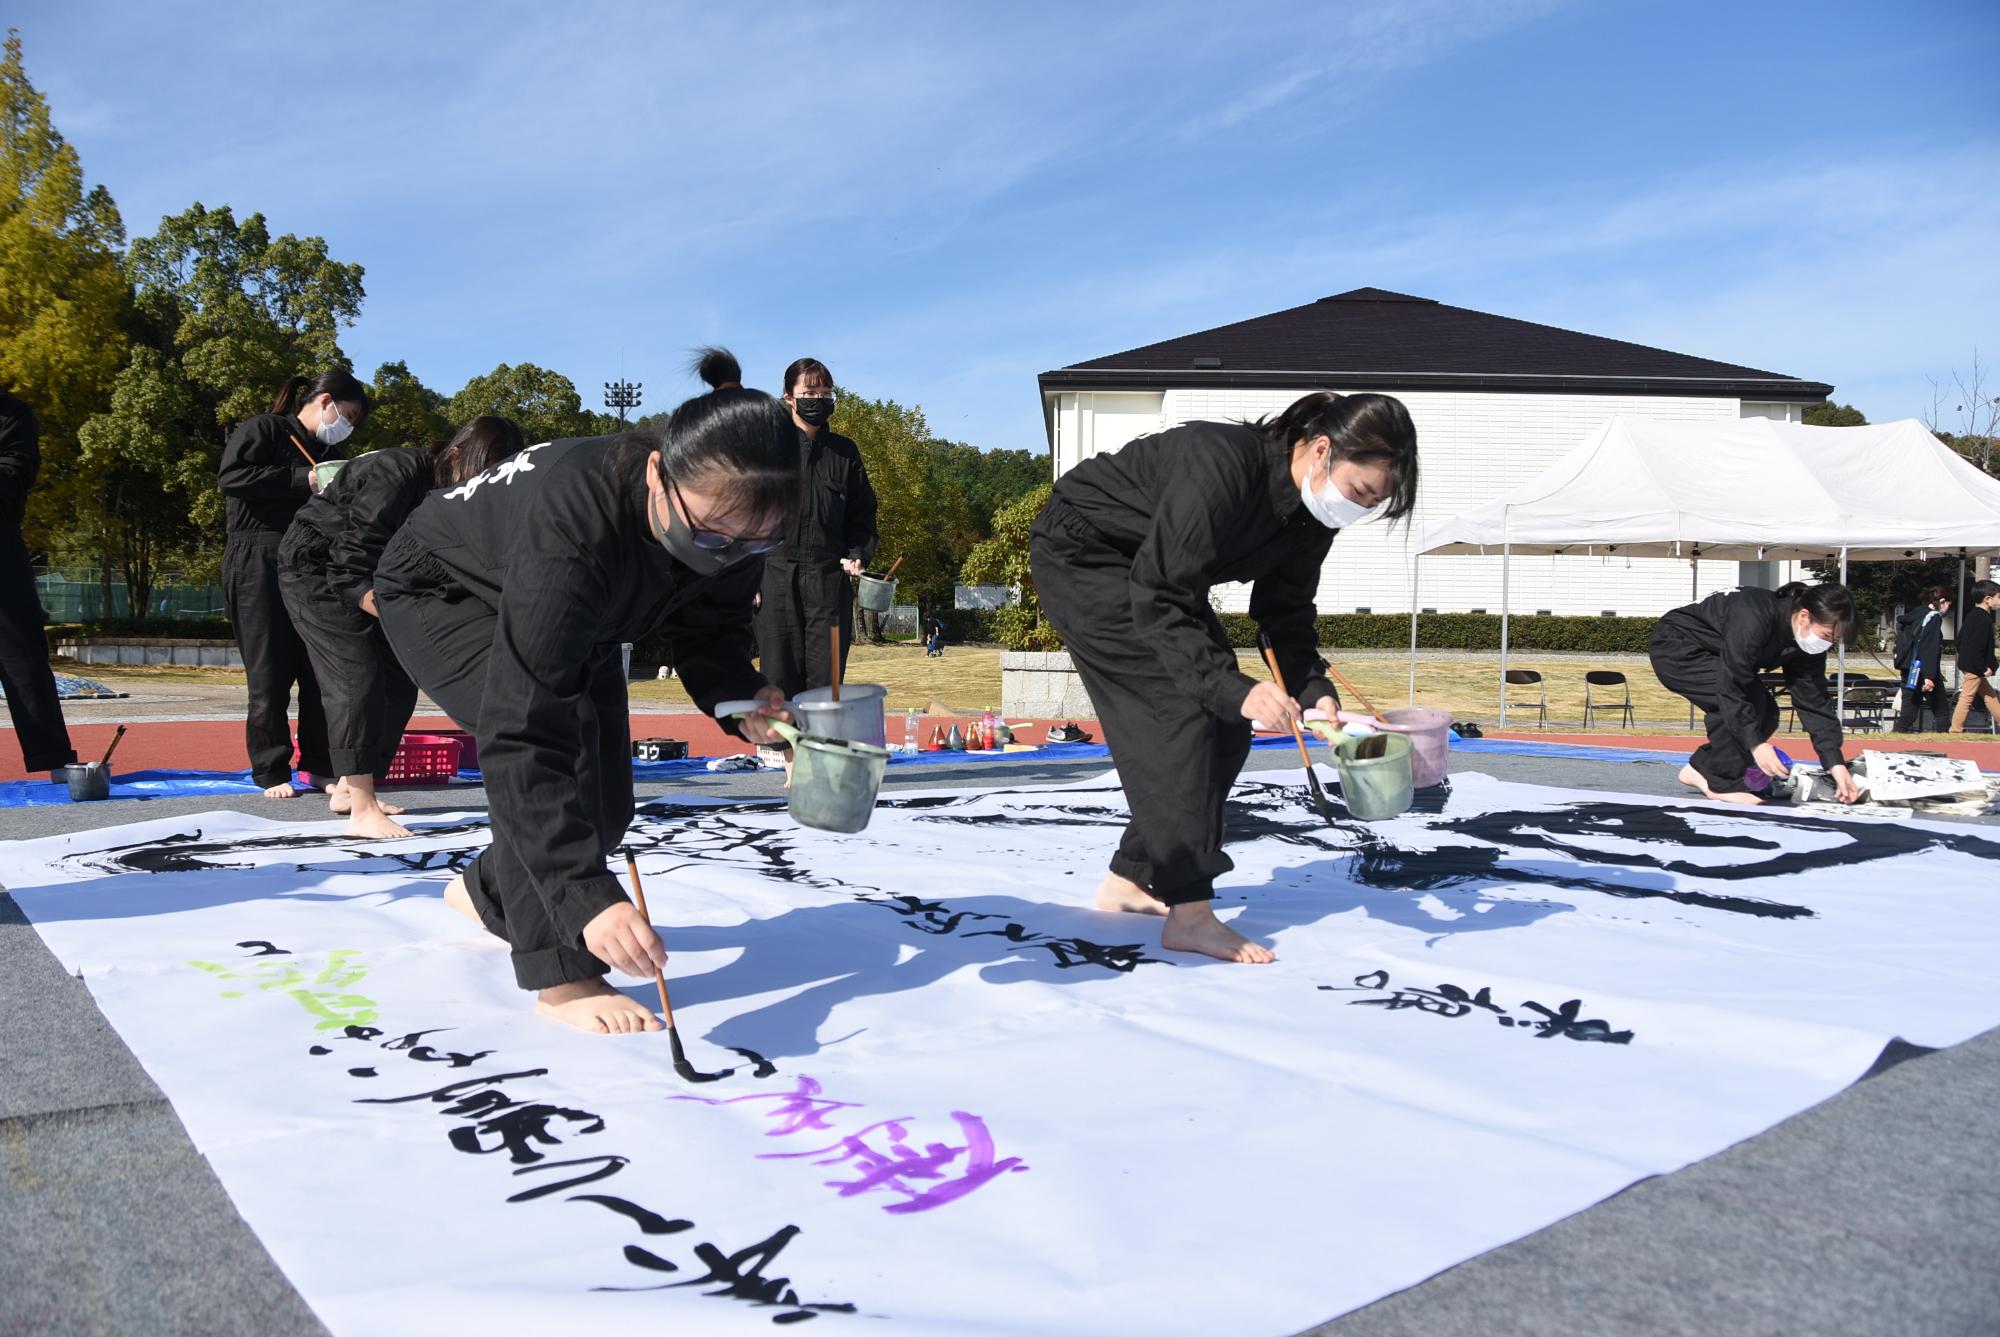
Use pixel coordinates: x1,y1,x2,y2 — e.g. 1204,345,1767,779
904,708,923,754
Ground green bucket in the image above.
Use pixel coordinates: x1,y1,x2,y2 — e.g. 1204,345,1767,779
1333,731,1415,821
765,719,890,833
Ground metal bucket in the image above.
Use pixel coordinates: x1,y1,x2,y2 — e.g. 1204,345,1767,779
792,684,888,747
767,720,889,833
63,762,111,801
1333,732,1414,821
855,572,897,614
1375,707,1453,788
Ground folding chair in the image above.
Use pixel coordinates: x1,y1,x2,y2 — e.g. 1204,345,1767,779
1502,669,1547,730
1841,685,1894,733
1582,670,1635,730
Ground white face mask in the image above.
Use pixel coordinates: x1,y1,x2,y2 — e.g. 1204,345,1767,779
314,402,353,448
1300,456,1374,529
1793,617,1834,655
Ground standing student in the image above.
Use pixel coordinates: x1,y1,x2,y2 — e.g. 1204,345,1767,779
0,390,77,777
1892,586,1952,733
220,370,368,797
756,357,878,696
279,415,525,838
1029,392,1418,964
374,371,795,1035
1649,582,1862,805
1950,579,2000,732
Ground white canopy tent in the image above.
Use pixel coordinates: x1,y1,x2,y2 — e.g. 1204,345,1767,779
1409,417,2000,727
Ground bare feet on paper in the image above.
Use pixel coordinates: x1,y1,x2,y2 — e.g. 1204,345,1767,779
536,979,663,1035
328,779,406,817
1677,764,1762,806
1094,871,1168,916
443,874,481,924
1161,901,1275,964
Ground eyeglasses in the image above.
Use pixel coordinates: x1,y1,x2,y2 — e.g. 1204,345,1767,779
669,475,786,554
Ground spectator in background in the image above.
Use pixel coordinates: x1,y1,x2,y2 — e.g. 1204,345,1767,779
1950,579,2000,732
1892,586,1952,733
0,389,77,778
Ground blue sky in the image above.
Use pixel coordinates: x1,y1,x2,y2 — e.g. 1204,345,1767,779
17,0,1999,450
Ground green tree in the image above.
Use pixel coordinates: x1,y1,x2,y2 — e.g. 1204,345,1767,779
72,346,208,610
446,363,594,445
831,390,973,614
0,29,131,560
961,483,1060,649
1803,402,1867,428
355,359,451,452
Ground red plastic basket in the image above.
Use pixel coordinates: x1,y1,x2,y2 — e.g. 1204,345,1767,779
382,733,464,786
428,729,478,771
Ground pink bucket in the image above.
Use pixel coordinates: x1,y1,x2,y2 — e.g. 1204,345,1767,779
1339,707,1452,787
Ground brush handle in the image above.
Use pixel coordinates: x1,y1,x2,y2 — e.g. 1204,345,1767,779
284,430,319,468
829,626,841,702
882,555,904,580
98,723,128,769
1259,646,1318,772
622,854,676,1028
1324,662,1387,722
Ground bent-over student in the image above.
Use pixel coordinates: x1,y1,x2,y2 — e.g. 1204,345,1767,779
1029,392,1419,964
1649,581,1861,805
220,370,368,797
373,366,794,1035
279,415,525,838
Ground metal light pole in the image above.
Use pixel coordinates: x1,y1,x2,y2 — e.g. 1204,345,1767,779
604,378,642,426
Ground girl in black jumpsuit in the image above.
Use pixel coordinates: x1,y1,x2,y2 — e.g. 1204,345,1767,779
279,416,524,838
219,370,368,797
1648,581,1861,805
1030,392,1419,964
374,379,796,1035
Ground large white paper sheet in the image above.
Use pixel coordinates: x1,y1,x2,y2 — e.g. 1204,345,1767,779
4,770,1998,1335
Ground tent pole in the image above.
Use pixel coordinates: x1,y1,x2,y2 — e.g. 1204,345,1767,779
1959,551,1969,695
1407,549,1419,707
1499,516,1511,729
1837,547,1849,721
1688,552,1699,729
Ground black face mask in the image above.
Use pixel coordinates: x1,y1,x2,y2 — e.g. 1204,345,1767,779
794,396,835,428
654,490,746,577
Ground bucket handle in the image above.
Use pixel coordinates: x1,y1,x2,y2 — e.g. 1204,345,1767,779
713,699,799,747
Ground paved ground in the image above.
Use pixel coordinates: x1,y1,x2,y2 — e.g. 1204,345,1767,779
3,748,1996,1336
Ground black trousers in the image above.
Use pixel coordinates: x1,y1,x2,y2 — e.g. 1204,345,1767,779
0,532,75,772
223,534,331,788
1648,633,1775,794
277,543,418,779
1030,504,1251,905
1894,676,1949,733
378,589,631,990
758,559,853,698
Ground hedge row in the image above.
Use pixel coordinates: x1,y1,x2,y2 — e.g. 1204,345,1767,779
936,610,1662,653
45,618,237,653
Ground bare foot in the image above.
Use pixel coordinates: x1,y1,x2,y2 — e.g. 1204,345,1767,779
346,807,413,840
1160,901,1276,964
329,781,406,817
1678,764,1763,806
535,979,662,1035
1095,871,1168,916
262,781,302,799
443,874,480,924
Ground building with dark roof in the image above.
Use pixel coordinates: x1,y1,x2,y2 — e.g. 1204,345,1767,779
1037,289,1831,618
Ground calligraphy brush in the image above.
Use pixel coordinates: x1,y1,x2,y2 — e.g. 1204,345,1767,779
622,853,727,1082
284,429,319,468
881,555,905,580
97,723,128,770
1323,661,1390,724
829,626,841,702
1258,644,1339,828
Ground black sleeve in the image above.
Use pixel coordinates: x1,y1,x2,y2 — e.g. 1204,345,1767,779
1715,598,1784,754
220,417,312,500
1130,450,1260,720
0,397,41,500
1783,656,1847,771
325,457,428,607
1249,529,1336,709
477,546,630,946
667,559,771,729
842,448,880,569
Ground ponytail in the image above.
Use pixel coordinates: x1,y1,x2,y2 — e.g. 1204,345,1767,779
691,346,743,391
269,368,371,424
269,375,311,416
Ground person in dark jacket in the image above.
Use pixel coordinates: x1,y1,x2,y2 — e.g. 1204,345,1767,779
221,369,369,797
1892,585,1952,733
1029,392,1418,964
0,390,77,776
374,369,795,1035
1649,582,1861,804
757,357,878,695
279,415,525,838
1949,578,2000,732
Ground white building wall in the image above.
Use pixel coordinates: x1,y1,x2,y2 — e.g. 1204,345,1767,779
1049,387,1808,617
